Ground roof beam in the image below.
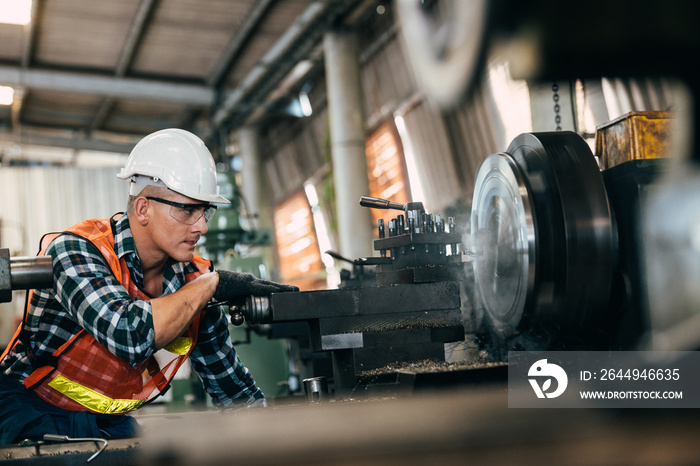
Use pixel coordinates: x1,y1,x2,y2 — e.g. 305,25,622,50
89,0,159,134
0,130,135,154
208,1,330,132
0,66,215,105
21,0,42,68
208,0,275,87
116,0,158,76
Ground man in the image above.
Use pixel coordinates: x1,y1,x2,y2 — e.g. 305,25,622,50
0,128,297,444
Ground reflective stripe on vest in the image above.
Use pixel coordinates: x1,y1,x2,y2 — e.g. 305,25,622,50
20,215,213,414
163,336,194,355
48,375,147,414
43,336,195,414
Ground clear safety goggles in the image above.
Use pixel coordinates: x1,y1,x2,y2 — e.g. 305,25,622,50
146,197,217,225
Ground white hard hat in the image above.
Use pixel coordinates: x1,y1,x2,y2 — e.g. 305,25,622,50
117,128,230,204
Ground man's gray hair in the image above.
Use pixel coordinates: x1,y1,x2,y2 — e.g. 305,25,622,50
126,185,171,214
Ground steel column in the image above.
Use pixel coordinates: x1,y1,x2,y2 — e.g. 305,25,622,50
323,30,373,261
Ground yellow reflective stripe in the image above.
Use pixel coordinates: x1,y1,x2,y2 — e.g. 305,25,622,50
48,375,146,414
163,336,193,355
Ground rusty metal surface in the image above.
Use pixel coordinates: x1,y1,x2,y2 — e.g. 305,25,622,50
596,111,674,169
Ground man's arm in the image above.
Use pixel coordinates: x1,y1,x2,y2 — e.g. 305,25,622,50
150,272,217,349
189,304,265,410
50,233,291,365
51,235,219,358
50,235,157,364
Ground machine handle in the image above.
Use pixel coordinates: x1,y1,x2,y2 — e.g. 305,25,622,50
324,250,354,265
1,249,54,303
9,256,54,290
359,196,405,211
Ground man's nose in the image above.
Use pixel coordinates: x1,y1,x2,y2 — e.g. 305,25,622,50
193,213,208,233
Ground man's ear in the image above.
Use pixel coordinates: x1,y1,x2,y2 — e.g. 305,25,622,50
133,197,151,226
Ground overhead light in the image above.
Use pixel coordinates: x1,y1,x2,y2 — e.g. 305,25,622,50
298,91,312,117
0,0,33,25
283,91,313,118
0,86,14,105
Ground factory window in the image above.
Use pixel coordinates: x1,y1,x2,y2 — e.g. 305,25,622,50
365,122,411,234
487,60,532,148
274,191,325,290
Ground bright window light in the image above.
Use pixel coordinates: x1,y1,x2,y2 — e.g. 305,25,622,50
487,61,532,147
0,0,33,25
304,182,337,285
0,86,14,105
394,114,426,204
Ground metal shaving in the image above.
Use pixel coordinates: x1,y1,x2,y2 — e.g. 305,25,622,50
358,358,506,377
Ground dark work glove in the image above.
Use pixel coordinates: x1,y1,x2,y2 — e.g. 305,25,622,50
213,270,299,302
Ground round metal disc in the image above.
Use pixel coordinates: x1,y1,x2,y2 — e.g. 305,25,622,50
471,152,535,337
508,132,614,336
471,132,614,345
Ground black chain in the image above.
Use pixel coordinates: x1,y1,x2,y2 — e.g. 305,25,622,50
552,82,562,131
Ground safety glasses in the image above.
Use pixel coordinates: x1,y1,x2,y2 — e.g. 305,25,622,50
146,197,217,225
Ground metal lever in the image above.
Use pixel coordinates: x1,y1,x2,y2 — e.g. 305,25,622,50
359,196,405,211
43,434,109,463
324,250,354,265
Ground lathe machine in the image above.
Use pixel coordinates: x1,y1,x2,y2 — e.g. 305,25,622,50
229,127,665,397
230,196,470,395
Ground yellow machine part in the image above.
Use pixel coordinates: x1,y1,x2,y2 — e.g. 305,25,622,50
595,111,673,169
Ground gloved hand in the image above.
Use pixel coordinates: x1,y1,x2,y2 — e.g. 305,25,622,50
213,270,299,302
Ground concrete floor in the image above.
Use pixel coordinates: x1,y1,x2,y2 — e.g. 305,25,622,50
3,383,700,465
136,385,700,465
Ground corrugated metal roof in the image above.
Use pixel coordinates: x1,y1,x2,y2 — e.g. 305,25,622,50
0,0,366,161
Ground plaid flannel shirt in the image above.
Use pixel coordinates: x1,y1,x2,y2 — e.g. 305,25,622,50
0,213,264,409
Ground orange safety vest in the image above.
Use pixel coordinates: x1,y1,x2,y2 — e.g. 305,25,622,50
1,215,212,415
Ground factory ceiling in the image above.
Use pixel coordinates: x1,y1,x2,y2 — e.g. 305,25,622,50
0,0,371,160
